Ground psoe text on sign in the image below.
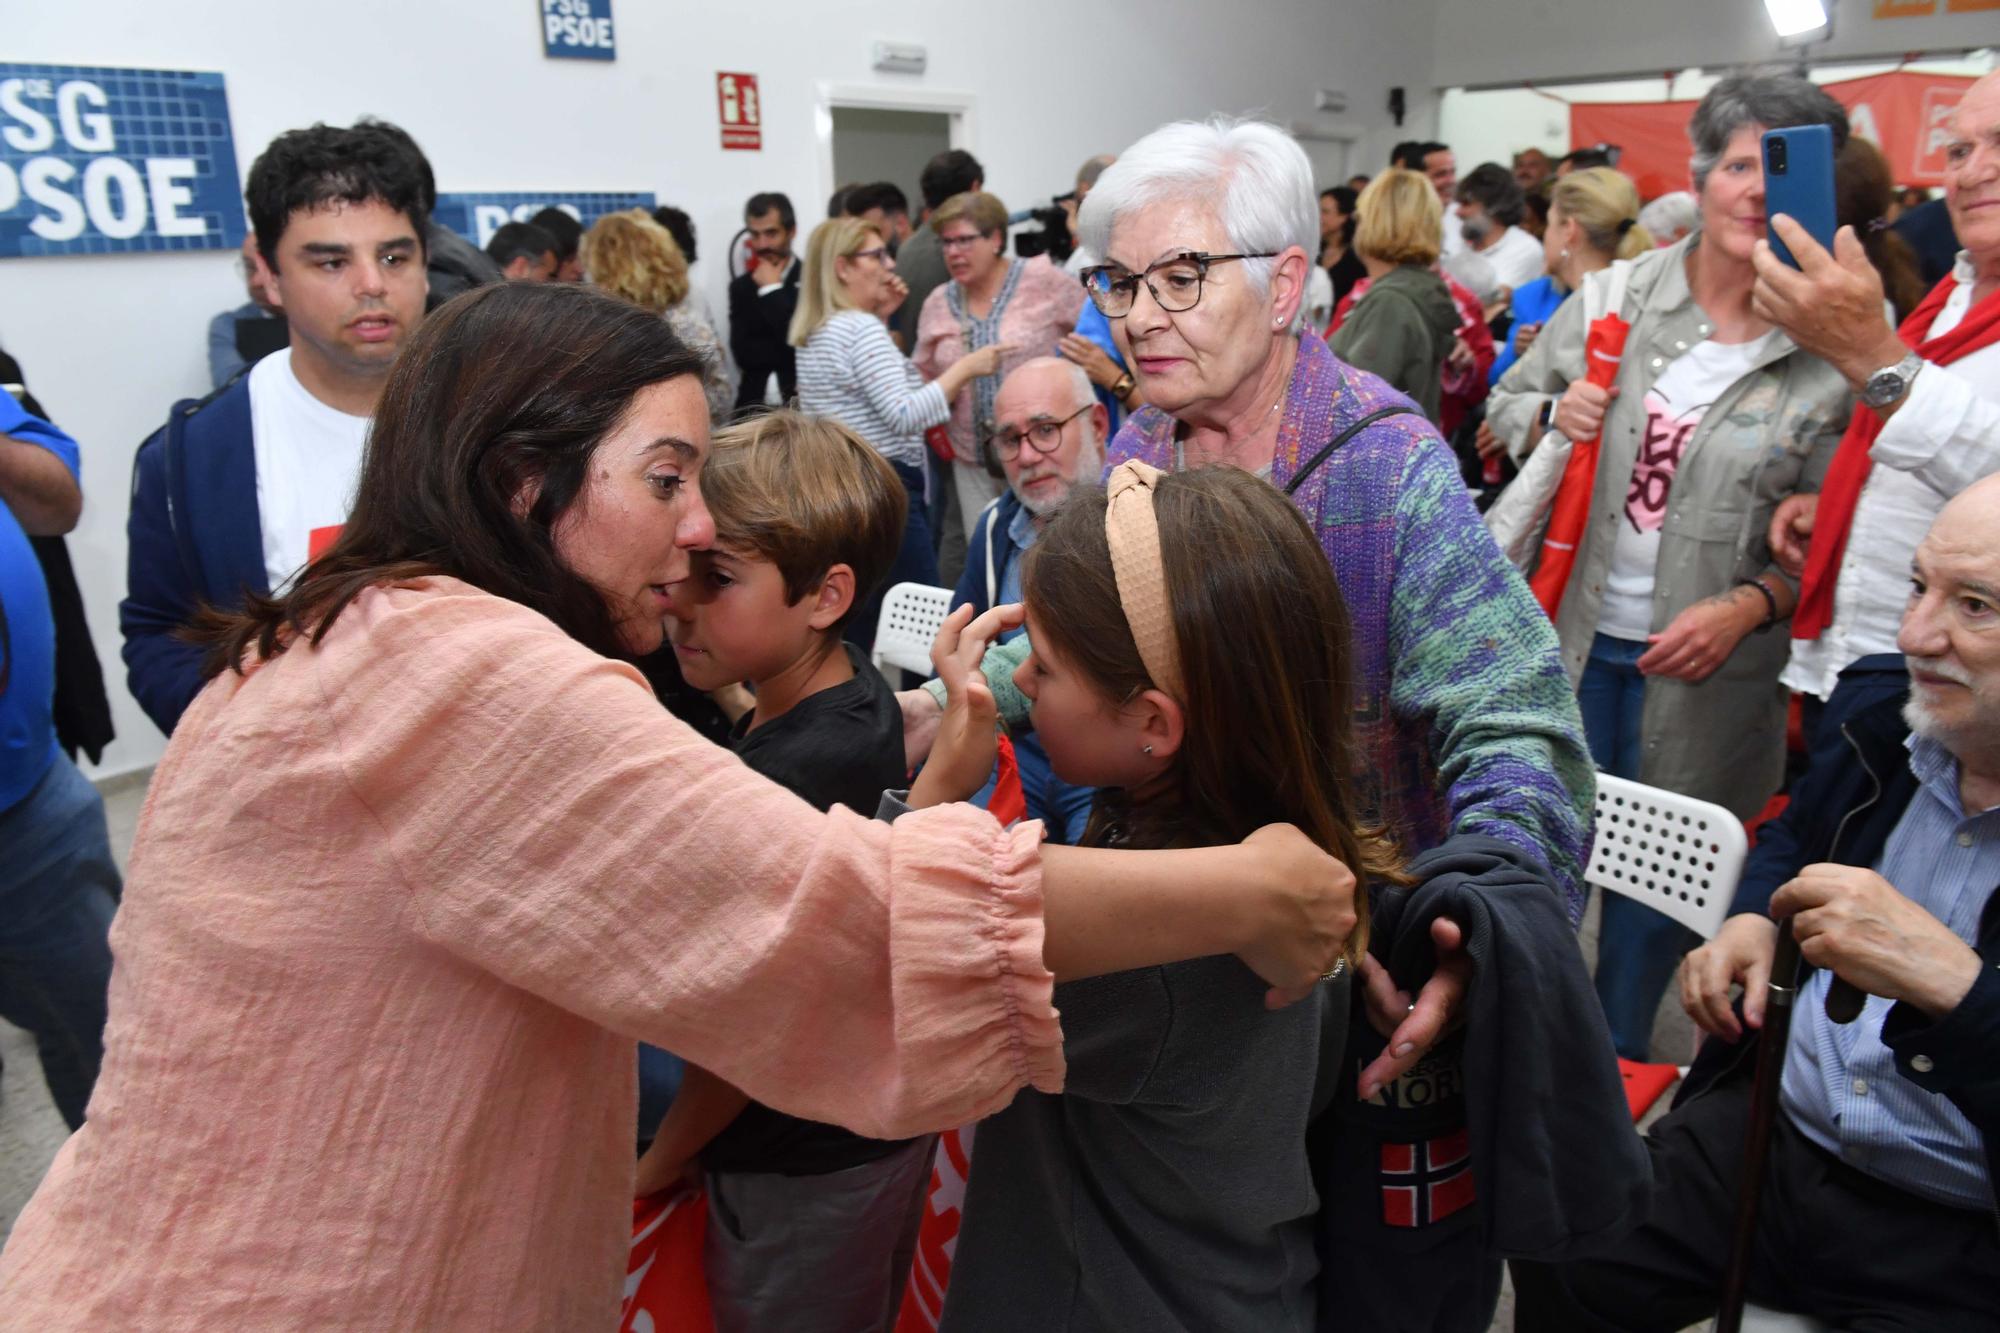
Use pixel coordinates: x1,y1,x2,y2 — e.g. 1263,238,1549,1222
543,0,616,61
1,65,245,258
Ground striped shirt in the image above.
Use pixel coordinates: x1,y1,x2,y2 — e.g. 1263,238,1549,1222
1782,734,2000,1210
795,310,947,469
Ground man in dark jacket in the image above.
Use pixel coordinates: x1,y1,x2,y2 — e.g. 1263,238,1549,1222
727,192,800,415
1515,477,2000,1331
120,123,429,735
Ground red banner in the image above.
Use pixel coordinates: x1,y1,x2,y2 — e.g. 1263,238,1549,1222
1570,69,1976,199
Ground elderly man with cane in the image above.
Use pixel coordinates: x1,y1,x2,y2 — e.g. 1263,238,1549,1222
1513,474,2000,1330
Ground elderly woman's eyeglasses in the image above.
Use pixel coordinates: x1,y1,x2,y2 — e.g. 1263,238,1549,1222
1079,252,1276,318
848,246,891,263
983,405,1091,461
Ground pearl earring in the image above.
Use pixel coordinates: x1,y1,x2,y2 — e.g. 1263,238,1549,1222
1142,744,1154,755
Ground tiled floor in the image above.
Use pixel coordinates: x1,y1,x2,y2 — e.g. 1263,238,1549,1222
0,773,1695,1329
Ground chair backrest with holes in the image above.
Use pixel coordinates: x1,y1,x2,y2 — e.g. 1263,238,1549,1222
872,582,954,679
1585,773,1748,941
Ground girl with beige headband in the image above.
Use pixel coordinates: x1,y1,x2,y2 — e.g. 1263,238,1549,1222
908,460,1402,1331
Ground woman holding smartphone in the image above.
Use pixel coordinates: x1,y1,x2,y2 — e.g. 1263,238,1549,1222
1486,75,1855,1063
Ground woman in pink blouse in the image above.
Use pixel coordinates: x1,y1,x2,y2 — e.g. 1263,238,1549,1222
913,191,1086,544
0,282,1354,1330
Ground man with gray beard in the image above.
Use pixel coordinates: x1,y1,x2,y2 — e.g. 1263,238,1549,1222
935,357,1106,843
1515,474,2000,1331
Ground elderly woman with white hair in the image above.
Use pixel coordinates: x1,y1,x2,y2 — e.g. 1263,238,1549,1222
1489,75,1854,1068
902,116,1623,1333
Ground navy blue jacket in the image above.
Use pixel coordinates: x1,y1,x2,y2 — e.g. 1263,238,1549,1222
1685,653,2000,1199
951,489,1029,620
119,376,267,735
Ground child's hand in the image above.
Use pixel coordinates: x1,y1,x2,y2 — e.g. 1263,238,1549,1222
908,602,1022,809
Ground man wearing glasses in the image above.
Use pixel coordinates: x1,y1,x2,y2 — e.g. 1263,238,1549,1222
942,357,1107,843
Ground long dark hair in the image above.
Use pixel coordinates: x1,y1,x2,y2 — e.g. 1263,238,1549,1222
1837,136,1925,324
1023,467,1403,963
190,282,708,675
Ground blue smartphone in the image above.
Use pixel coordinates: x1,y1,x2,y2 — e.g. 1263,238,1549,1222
1761,125,1837,269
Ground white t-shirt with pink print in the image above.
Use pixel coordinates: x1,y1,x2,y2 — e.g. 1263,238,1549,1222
1598,333,1773,641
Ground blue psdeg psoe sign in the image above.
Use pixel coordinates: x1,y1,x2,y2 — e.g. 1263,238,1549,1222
542,0,615,61
434,192,658,249
0,64,246,259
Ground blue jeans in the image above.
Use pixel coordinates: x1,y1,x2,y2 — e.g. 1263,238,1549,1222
846,460,939,657
972,730,1096,845
0,752,120,1128
1577,633,1697,1061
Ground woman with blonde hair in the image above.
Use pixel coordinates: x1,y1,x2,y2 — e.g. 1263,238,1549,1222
792,216,1005,650
1488,167,1651,387
584,209,733,423
1327,169,1462,422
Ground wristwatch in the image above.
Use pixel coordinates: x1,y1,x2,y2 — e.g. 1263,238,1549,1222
1860,350,1923,410
1110,371,1137,401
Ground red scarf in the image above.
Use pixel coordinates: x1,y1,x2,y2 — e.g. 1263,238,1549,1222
1794,273,2000,639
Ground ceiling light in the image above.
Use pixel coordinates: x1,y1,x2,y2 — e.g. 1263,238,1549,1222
1763,0,1828,38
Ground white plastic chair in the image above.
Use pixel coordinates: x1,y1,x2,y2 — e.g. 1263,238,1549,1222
1585,780,1830,1333
1584,772,1747,943
871,582,955,679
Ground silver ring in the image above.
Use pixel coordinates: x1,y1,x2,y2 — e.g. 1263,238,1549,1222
1319,957,1347,983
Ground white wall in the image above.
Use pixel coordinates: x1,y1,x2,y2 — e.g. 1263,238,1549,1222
1433,0,1997,90
7,0,1440,780
829,107,951,204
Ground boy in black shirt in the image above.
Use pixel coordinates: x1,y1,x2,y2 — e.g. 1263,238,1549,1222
645,410,925,1333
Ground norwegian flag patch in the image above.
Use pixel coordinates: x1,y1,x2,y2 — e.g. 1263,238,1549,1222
1380,1127,1474,1228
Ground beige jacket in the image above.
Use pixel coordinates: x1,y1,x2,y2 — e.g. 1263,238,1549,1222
1488,236,1851,817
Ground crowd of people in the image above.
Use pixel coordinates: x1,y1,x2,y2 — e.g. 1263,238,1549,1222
0,67,1995,1333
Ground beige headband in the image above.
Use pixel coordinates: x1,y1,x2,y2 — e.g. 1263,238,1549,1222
1104,460,1185,704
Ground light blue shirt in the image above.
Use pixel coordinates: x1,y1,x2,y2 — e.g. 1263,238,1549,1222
1781,735,2000,1210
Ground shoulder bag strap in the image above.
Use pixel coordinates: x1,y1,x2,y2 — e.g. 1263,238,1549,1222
1284,405,1421,497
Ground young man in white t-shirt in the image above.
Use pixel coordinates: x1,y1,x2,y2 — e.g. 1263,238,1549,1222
121,122,431,735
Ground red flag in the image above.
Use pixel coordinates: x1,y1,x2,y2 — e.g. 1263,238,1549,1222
1794,275,2000,639
895,1126,977,1332
1528,313,1631,619
621,1189,715,1332
986,734,1027,827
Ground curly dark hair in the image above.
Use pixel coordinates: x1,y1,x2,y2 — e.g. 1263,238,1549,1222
245,123,430,270
1456,162,1526,227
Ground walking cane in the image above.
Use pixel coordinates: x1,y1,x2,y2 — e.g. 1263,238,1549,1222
1713,922,1804,1333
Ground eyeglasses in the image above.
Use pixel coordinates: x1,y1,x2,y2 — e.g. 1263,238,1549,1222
848,246,890,263
938,232,994,252
983,404,1091,461
1079,251,1276,318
